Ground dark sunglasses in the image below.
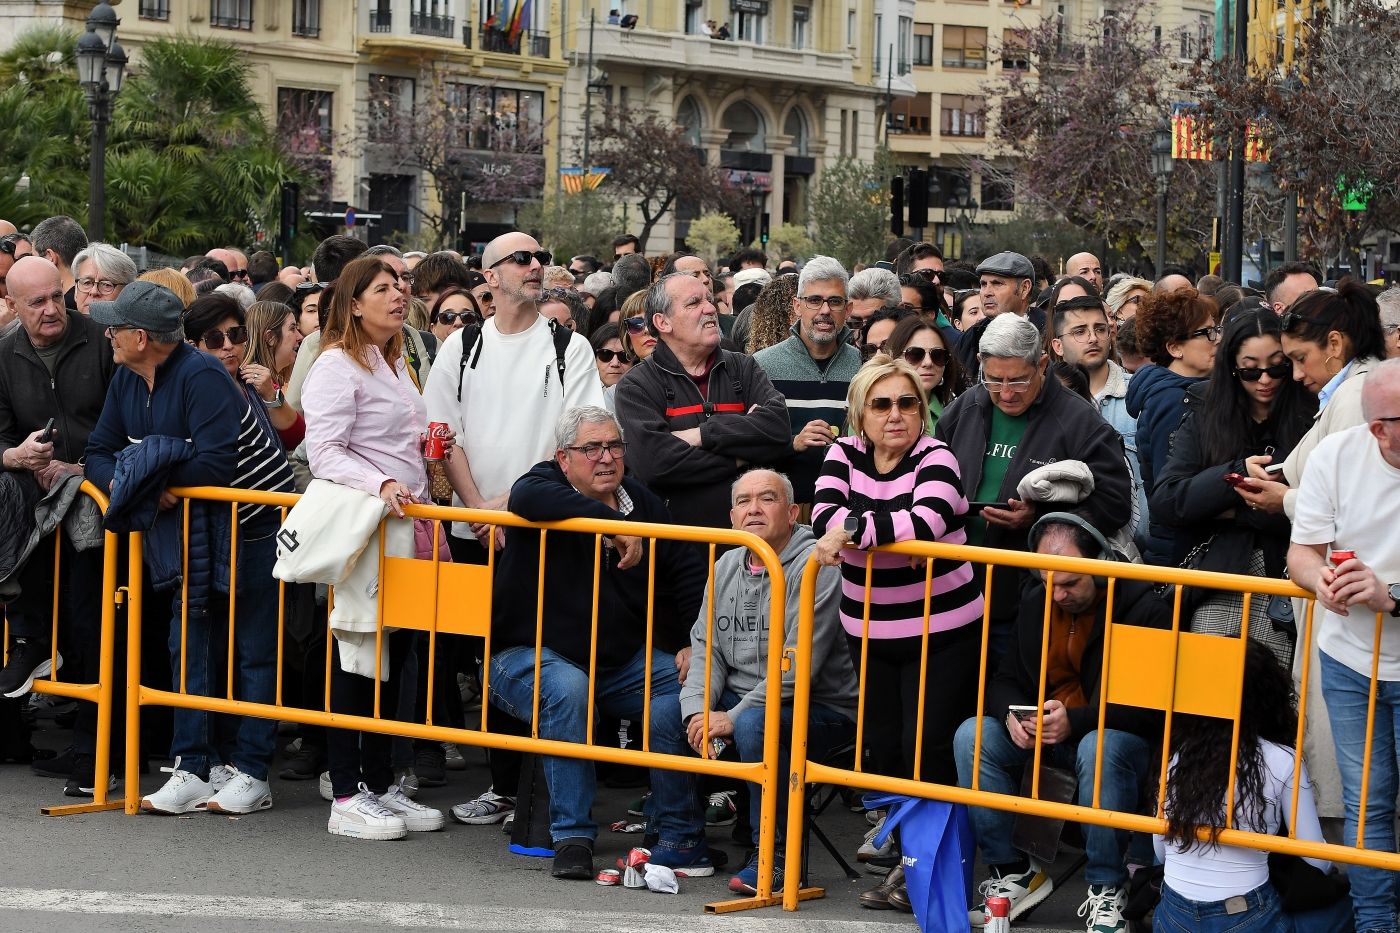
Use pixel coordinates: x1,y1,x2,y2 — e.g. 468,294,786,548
295,281,326,293
476,290,492,304
1234,362,1291,382
623,316,647,335
230,269,250,280
489,249,552,269
434,310,480,327
1280,309,1329,332
912,267,943,281
901,346,949,367
594,348,631,364
0,234,21,256
867,394,921,414
860,342,884,362
200,326,248,350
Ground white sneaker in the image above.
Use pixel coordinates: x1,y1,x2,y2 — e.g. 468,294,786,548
141,758,212,814
1078,884,1128,933
318,770,333,802
857,815,894,862
209,763,235,793
450,787,514,825
206,767,272,814
328,784,407,840
380,784,445,831
969,864,1054,928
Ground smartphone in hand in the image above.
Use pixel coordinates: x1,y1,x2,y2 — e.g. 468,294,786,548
1224,472,1262,494
1007,704,1042,723
39,418,55,444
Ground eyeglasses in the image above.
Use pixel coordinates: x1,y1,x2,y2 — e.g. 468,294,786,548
897,302,924,313
230,269,250,281
913,268,943,281
1234,362,1291,382
1185,324,1223,343
200,326,248,350
594,348,631,364
399,271,415,286
295,281,325,293
563,441,628,461
1061,323,1110,343
104,324,139,338
798,295,847,311
901,346,949,367
489,249,552,269
623,316,647,336
434,311,480,327
1122,294,1144,307
1281,310,1328,333
860,342,882,362
76,276,121,296
866,394,921,414
982,375,1035,393
0,234,21,256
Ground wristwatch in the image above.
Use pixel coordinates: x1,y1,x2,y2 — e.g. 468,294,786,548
1389,583,1400,618
264,388,284,409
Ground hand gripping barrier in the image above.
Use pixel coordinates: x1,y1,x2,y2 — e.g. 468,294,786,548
1,480,123,816
782,539,1400,911
123,486,791,913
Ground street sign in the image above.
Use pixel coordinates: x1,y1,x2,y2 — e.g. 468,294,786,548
1209,251,1222,274
345,207,357,227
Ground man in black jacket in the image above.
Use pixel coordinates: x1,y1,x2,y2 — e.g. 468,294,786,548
954,514,1168,930
615,273,790,529
488,405,713,881
0,256,116,790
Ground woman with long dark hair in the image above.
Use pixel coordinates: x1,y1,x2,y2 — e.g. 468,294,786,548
1151,309,1317,665
1155,639,1351,932
883,313,961,426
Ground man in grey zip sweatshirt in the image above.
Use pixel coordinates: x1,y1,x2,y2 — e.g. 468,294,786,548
648,468,857,896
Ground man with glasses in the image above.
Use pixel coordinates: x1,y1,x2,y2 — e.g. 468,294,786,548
206,247,249,283
895,241,944,277
937,314,1132,662
423,231,603,822
615,272,789,530
0,258,117,796
753,255,862,505
30,215,88,313
611,234,641,260
488,405,709,881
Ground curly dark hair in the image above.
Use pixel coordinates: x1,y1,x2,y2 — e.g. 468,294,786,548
1136,287,1218,367
1282,278,1386,363
745,274,800,354
1162,639,1298,852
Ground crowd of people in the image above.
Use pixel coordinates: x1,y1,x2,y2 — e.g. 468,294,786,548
3,211,1400,932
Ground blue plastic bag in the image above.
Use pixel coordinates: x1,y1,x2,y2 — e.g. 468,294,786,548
865,792,975,933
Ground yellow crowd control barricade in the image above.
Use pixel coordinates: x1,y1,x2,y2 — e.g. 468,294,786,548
783,539,1400,911
1,480,123,816
124,486,791,912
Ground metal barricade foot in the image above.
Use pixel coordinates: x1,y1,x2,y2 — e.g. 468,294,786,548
41,798,125,816
705,889,822,913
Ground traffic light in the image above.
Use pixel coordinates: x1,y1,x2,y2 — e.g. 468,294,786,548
890,176,904,238
907,168,929,230
760,212,770,245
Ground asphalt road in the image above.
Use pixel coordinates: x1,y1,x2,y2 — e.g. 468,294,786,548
0,715,1090,933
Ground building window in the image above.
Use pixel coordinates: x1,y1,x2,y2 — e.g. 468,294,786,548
890,92,932,135
685,0,703,34
277,87,333,197
897,16,913,74
847,9,856,46
444,82,544,150
940,94,985,136
942,26,987,69
793,6,809,48
412,0,456,37
292,0,321,37
368,75,415,142
369,0,392,31
848,110,858,155
873,14,883,72
913,23,933,66
210,0,253,30
982,176,1014,211
139,0,171,20
736,9,766,44
1002,28,1029,69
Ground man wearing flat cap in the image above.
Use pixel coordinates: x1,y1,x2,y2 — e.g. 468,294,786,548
957,251,1044,379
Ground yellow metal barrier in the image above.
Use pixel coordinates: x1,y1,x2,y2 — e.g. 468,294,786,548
783,539,1400,911
1,480,123,816
124,486,791,913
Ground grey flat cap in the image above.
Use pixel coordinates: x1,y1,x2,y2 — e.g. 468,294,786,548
976,251,1035,280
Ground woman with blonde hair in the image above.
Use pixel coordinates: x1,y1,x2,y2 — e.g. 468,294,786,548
617,290,656,362
139,267,195,308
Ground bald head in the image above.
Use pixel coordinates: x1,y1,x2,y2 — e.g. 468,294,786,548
1154,274,1193,294
0,219,16,237
6,256,67,347
1362,358,1400,422
481,232,541,270
7,255,62,302
1066,252,1102,291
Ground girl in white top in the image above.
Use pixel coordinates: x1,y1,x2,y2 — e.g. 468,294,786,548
1154,639,1352,933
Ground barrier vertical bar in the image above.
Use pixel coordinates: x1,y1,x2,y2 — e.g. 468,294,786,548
124,532,145,815
911,557,934,781
699,543,717,762
1155,585,1187,820
531,531,548,737
227,503,238,701
852,553,874,774
1357,613,1384,848
1224,593,1254,829
48,532,60,677
179,500,191,694
641,539,660,752
479,529,496,732
275,505,287,707
1030,571,1055,800
425,518,442,727
971,564,996,791
1289,598,1317,835
585,534,602,747
1091,577,1118,809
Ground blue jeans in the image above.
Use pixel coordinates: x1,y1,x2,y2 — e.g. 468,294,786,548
488,645,681,845
953,716,1149,887
649,688,854,849
168,531,279,781
1320,650,1400,933
1155,881,1285,933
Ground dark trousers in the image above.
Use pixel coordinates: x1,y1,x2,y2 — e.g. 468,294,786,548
326,630,411,797
847,625,980,786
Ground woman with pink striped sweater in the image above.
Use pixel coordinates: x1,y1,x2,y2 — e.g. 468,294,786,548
812,353,985,786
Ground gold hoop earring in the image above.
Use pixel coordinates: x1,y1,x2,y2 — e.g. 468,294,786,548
1324,354,1339,375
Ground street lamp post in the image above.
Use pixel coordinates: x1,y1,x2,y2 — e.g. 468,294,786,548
1151,121,1174,278
739,172,764,245
942,180,978,260
1279,74,1302,263
75,2,127,243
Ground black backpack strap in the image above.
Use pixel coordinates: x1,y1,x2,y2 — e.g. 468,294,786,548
456,324,484,403
548,319,570,389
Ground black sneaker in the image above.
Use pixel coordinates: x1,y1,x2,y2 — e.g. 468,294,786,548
32,748,76,779
414,746,447,787
551,839,594,880
278,744,325,781
63,754,117,798
0,639,60,698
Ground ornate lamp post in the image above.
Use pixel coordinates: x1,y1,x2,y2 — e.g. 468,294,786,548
1151,121,1174,277
75,2,127,242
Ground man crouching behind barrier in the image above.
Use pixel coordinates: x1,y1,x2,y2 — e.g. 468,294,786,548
650,468,858,897
488,405,712,881
954,513,1171,931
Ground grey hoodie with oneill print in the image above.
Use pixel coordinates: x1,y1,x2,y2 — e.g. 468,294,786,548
678,524,858,724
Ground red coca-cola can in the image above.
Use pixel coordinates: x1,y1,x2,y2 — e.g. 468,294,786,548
984,894,1011,932
595,869,621,886
1330,549,1357,567
423,422,450,461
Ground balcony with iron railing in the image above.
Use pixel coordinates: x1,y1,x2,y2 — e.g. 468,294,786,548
411,12,456,37
139,0,170,20
477,26,550,56
586,19,855,86
370,9,393,32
